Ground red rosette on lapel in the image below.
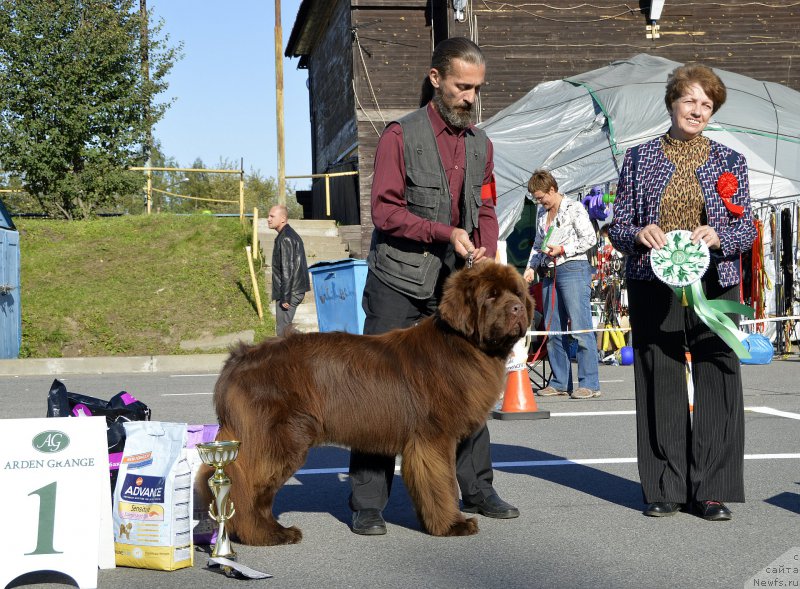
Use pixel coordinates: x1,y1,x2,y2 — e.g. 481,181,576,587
716,172,743,217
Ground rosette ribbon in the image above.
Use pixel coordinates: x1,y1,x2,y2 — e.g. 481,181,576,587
651,230,756,360
675,282,755,360
717,172,743,217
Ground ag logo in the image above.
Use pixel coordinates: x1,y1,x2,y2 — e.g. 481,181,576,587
32,430,70,453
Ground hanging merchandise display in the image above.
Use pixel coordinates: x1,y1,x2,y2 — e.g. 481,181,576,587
780,208,793,316
593,225,628,362
581,185,610,221
750,218,770,331
780,208,795,352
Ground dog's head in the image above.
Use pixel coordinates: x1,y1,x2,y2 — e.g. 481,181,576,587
438,261,534,358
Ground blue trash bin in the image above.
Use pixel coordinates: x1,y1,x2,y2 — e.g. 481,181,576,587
0,199,20,358
308,259,368,334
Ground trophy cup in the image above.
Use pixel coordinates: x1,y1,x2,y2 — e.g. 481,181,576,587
196,440,241,561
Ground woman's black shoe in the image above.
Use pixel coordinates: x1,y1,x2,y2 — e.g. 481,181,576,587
697,500,732,521
643,502,682,517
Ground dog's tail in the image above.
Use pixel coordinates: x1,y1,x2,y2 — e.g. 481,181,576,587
213,341,252,427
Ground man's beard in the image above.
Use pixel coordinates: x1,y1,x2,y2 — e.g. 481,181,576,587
433,93,474,129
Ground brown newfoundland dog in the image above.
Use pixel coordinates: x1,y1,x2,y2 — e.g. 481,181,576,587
204,261,532,545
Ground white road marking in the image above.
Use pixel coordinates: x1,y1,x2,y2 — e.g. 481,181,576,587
292,453,800,476
162,392,213,396
547,407,800,419
169,374,218,378
550,411,636,417
743,453,800,460
747,406,800,420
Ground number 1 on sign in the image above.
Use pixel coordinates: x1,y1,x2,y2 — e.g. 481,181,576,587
26,481,63,555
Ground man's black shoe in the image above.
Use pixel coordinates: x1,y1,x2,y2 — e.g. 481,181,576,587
696,500,732,521
351,509,387,535
643,502,682,517
461,494,520,519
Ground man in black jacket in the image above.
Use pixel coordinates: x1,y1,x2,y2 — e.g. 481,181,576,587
268,205,310,336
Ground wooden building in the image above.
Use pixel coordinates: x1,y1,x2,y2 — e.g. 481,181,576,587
285,0,800,257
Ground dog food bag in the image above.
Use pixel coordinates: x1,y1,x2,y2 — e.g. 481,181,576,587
113,421,193,571
185,423,220,544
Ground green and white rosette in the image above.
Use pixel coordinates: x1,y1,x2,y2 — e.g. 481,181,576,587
650,230,755,360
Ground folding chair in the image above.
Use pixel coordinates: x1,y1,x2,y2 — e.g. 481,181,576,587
526,282,552,390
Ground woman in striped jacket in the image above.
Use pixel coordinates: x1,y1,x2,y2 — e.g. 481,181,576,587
608,64,756,522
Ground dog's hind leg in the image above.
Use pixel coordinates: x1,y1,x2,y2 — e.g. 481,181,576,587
223,425,312,546
401,437,479,537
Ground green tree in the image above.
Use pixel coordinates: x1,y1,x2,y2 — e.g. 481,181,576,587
0,0,181,219
182,157,213,213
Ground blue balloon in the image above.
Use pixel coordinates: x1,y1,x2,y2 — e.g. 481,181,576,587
620,346,634,365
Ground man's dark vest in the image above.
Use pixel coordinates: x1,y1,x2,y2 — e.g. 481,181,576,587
368,106,488,299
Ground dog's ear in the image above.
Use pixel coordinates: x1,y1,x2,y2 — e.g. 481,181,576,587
438,267,480,338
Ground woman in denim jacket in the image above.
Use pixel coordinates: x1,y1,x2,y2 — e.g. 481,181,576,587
608,64,756,521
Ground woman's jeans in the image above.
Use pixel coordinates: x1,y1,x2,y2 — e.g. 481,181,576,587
541,260,600,391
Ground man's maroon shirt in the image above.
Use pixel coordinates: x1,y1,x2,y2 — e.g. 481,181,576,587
370,103,499,257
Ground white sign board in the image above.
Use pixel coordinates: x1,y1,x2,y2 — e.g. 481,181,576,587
0,417,114,589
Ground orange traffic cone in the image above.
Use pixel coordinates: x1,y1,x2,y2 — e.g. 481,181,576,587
492,339,550,420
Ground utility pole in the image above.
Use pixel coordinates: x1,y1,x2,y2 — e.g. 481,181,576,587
140,0,152,164
275,0,286,206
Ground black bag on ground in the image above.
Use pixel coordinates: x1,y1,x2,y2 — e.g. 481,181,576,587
46,378,151,490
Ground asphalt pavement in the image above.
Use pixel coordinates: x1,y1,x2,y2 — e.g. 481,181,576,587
1,355,799,589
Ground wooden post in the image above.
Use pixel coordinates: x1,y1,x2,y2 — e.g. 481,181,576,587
275,0,286,205
252,207,259,261
325,174,331,217
245,246,264,321
239,158,245,224
146,169,152,215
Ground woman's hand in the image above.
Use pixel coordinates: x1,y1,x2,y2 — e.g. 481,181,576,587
523,267,535,283
544,244,564,258
635,224,667,249
691,225,720,250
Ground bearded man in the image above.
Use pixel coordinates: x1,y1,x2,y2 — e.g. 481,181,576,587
348,37,519,535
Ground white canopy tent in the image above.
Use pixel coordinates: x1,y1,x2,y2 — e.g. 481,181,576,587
481,54,800,343
482,53,800,239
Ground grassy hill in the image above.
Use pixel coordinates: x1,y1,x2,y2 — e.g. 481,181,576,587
16,215,274,358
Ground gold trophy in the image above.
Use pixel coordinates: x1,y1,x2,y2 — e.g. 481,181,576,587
196,440,241,561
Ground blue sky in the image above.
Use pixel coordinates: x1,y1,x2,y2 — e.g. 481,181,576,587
150,0,312,188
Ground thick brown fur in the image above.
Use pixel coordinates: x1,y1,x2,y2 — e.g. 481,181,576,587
199,261,533,545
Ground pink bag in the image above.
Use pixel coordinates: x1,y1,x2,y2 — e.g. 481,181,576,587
185,424,220,544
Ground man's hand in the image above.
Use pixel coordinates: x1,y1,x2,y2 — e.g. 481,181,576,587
449,227,473,258
635,224,667,249
281,302,290,310
449,228,491,264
